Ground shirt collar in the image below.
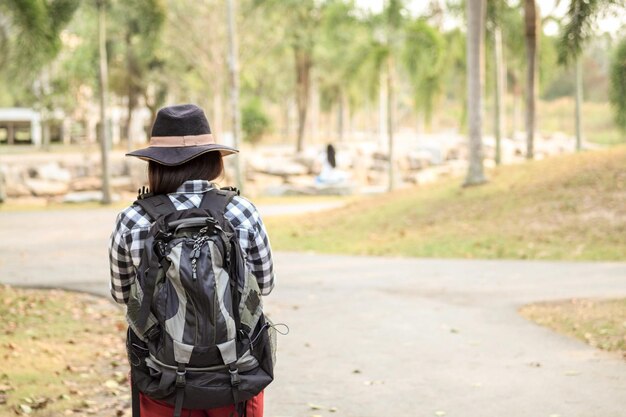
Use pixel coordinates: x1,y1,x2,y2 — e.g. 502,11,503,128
174,180,214,194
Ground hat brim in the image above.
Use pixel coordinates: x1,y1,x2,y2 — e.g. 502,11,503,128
126,144,238,166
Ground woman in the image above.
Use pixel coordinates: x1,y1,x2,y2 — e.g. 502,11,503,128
109,104,275,417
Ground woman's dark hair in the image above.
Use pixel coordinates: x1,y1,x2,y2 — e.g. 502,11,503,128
148,151,224,195
326,143,336,168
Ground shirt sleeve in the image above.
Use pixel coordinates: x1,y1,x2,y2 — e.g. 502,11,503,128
108,212,135,304
248,210,275,296
227,196,276,296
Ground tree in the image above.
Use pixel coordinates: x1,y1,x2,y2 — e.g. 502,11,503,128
97,0,112,204
610,38,626,134
254,0,322,153
316,0,364,142
523,0,539,160
487,0,507,165
402,18,445,129
108,0,165,149
227,0,243,191
0,0,79,84
350,1,445,191
558,0,626,151
464,0,487,186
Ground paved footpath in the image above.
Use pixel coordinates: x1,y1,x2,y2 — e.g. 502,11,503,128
1,207,626,417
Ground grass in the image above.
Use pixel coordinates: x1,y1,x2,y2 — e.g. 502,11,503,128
520,298,626,359
0,286,129,416
266,146,626,261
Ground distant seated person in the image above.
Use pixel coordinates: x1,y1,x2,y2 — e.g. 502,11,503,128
315,143,351,185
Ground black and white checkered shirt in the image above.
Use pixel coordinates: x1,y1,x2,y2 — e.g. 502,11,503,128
108,180,275,304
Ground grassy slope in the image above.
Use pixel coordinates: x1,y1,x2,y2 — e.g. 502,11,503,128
266,146,626,260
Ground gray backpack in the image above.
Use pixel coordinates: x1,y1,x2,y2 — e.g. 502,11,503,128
125,188,275,417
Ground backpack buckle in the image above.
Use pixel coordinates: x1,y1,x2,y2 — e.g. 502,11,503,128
176,368,186,388
228,365,240,387
154,241,167,259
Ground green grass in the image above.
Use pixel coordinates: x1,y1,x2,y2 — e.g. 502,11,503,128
520,298,626,359
266,146,626,260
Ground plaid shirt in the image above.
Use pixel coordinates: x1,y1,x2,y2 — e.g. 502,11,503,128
108,180,275,304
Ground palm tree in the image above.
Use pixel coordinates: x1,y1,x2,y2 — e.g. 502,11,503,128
0,0,79,80
487,0,507,165
402,18,445,130
227,0,244,191
610,38,626,135
464,0,487,186
352,1,445,191
557,0,626,151
97,0,112,204
523,0,539,160
0,0,79,202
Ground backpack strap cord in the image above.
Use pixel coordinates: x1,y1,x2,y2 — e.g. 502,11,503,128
173,363,187,417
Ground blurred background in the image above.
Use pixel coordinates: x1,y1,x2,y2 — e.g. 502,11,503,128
0,0,625,202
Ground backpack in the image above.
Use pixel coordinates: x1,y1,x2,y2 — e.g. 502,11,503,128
124,187,276,417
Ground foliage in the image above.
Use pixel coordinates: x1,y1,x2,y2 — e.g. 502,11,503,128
402,18,445,124
558,0,625,64
108,0,167,117
610,38,626,133
242,98,270,144
0,0,79,106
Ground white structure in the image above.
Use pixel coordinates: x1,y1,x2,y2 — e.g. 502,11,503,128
0,108,42,146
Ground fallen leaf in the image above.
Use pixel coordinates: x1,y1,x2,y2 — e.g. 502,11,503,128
104,380,120,389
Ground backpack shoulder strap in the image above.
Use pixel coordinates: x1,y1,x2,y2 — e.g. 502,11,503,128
199,187,238,228
133,194,177,221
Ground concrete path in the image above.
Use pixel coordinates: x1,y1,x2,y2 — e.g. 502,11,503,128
1,208,625,417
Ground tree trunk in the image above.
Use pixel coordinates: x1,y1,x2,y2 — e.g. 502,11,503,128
97,0,112,205
464,0,487,186
575,54,583,151
125,32,134,153
42,120,51,151
126,87,136,152
212,92,223,137
493,25,505,165
387,56,395,192
227,0,243,190
510,71,519,139
294,46,312,153
524,0,538,160
337,88,345,142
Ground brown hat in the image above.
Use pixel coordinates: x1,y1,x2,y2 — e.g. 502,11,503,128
126,104,238,166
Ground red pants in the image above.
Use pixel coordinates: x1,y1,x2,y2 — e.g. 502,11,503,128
139,391,264,417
